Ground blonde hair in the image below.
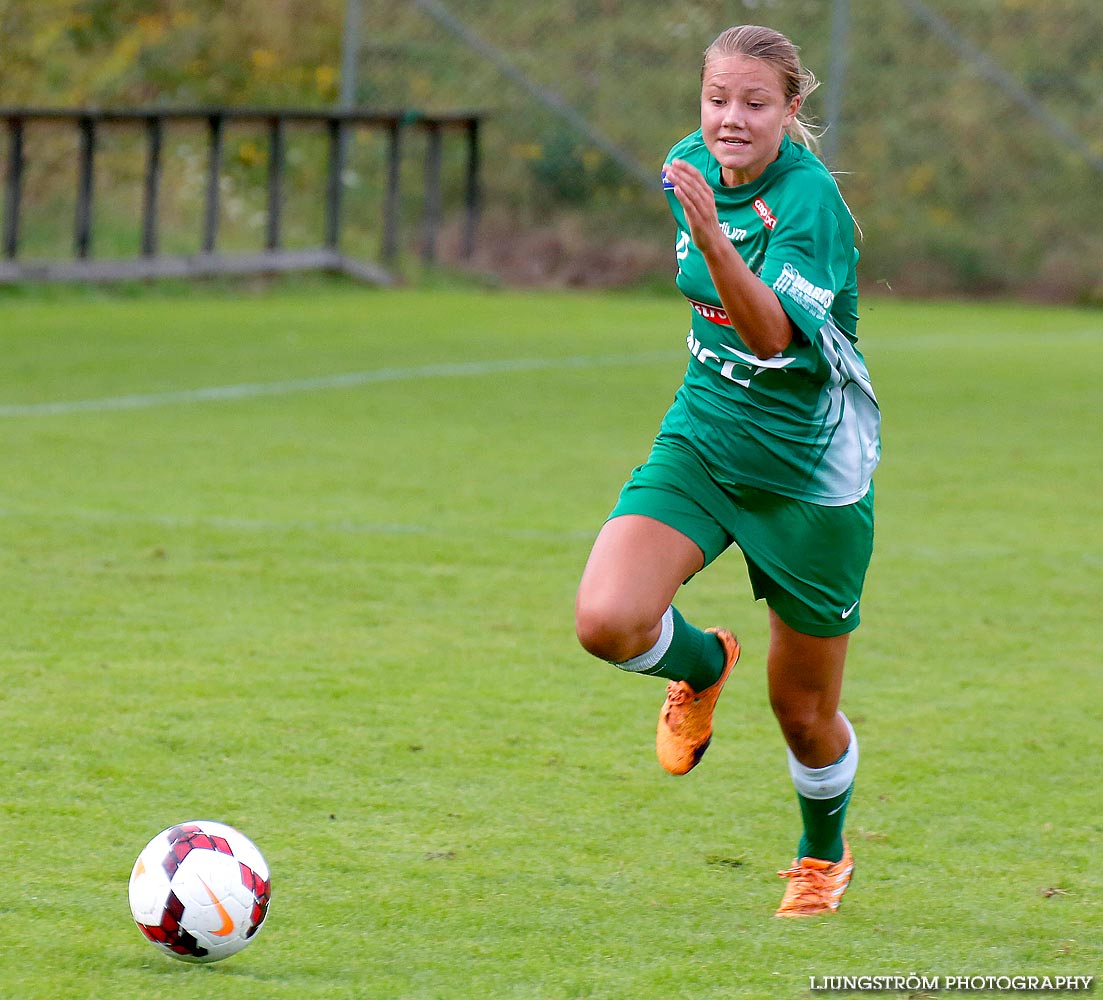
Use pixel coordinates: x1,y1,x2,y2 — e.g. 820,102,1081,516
702,25,822,151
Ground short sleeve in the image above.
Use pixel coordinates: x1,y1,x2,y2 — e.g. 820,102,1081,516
758,201,854,344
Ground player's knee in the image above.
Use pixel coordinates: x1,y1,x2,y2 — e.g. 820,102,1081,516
770,696,833,760
574,599,643,664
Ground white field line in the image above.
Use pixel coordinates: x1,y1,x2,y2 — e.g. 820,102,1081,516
0,504,598,543
0,351,683,417
6,325,1101,417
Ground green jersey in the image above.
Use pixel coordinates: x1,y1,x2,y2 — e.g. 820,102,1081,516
660,132,880,506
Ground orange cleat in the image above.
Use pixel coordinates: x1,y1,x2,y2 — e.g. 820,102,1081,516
655,628,740,775
774,840,854,917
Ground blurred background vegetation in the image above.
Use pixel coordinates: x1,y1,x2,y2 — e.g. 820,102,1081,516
2,0,1101,301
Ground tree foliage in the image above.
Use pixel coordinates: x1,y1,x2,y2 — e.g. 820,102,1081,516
1,0,1100,299
0,0,344,105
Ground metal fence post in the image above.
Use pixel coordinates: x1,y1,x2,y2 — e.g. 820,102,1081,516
141,115,163,257
266,116,286,251
325,116,344,251
3,116,24,259
461,117,480,260
75,115,96,259
202,112,224,253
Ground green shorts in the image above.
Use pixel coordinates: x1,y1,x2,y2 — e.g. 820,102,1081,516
608,435,875,637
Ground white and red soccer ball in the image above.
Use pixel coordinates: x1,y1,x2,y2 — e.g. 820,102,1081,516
128,820,271,963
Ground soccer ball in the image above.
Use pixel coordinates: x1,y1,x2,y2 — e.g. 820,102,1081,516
128,820,272,963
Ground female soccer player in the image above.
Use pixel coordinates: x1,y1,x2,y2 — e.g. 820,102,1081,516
574,24,880,917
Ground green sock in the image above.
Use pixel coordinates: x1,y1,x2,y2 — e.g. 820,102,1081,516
787,717,858,864
796,782,853,864
614,606,725,692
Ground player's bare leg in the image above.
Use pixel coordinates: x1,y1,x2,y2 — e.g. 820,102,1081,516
576,515,737,772
767,610,857,916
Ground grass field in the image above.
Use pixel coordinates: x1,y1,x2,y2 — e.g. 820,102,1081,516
1,281,1100,999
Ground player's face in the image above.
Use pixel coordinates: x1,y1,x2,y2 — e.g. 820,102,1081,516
700,55,801,187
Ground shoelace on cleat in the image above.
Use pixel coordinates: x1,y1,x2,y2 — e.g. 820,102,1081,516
776,864,835,910
663,681,694,706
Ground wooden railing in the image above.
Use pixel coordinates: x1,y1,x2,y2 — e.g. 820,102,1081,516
0,107,483,285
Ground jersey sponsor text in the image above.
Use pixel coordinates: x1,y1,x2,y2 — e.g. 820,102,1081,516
687,330,797,387
753,197,777,230
772,262,835,321
721,221,748,242
687,297,732,327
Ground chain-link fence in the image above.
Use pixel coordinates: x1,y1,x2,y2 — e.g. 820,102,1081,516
348,0,1103,299
2,0,1101,299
